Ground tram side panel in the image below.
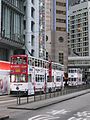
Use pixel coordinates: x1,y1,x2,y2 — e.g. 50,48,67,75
0,70,10,95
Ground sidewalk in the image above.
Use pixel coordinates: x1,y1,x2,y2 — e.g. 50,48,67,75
8,89,90,110
0,112,9,120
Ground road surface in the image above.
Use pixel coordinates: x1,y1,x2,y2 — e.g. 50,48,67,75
1,93,90,120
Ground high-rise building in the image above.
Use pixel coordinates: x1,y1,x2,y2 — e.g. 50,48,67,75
25,0,39,58
25,0,46,59
68,0,90,57
45,0,68,72
68,0,90,74
0,0,25,61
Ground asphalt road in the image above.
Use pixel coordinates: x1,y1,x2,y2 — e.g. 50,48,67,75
6,93,90,120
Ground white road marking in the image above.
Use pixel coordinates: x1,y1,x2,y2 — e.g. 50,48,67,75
67,117,76,120
68,111,90,120
28,109,70,120
47,109,70,115
28,114,60,120
68,117,83,120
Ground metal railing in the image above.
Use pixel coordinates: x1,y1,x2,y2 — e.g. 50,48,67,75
16,84,90,105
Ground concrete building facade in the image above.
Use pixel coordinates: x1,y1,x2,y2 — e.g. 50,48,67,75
0,0,25,61
25,0,46,59
46,0,68,72
68,0,90,57
25,0,39,58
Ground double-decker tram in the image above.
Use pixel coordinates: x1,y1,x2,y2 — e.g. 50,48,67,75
10,55,64,95
68,68,83,86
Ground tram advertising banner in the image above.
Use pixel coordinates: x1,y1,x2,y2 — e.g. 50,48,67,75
0,71,10,95
10,64,28,74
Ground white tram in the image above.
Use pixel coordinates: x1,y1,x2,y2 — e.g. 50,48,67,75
68,68,83,86
10,55,64,95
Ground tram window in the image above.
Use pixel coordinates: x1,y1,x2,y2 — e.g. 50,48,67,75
53,64,55,69
11,75,15,82
13,58,17,64
21,75,26,82
28,74,31,82
47,76,49,82
74,70,76,72
37,60,39,67
11,58,14,64
56,76,61,81
43,61,45,68
46,62,49,69
40,75,42,82
54,65,56,70
36,75,38,82
23,57,27,64
32,58,35,66
17,57,22,64
42,76,44,82
52,76,54,82
38,75,40,82
35,59,38,66
16,75,20,82
28,59,32,66
40,60,42,67
45,62,47,68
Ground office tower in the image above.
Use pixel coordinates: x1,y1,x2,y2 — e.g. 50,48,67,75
68,0,90,57
46,0,68,72
25,0,46,59
0,0,25,61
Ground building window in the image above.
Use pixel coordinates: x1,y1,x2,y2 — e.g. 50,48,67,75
58,37,64,42
46,35,48,41
59,52,64,64
56,18,66,23
31,7,35,18
23,20,26,29
56,27,66,32
1,4,23,42
31,21,35,32
56,2,66,7
56,10,66,15
31,0,34,4
46,52,48,60
31,49,34,56
31,35,34,46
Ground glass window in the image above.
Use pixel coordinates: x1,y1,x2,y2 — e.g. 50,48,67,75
11,75,15,82
1,4,23,42
28,74,32,82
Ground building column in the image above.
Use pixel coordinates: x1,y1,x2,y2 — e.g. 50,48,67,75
0,0,1,34
25,0,31,56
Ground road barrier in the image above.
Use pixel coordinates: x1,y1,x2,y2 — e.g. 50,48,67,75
16,84,90,105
